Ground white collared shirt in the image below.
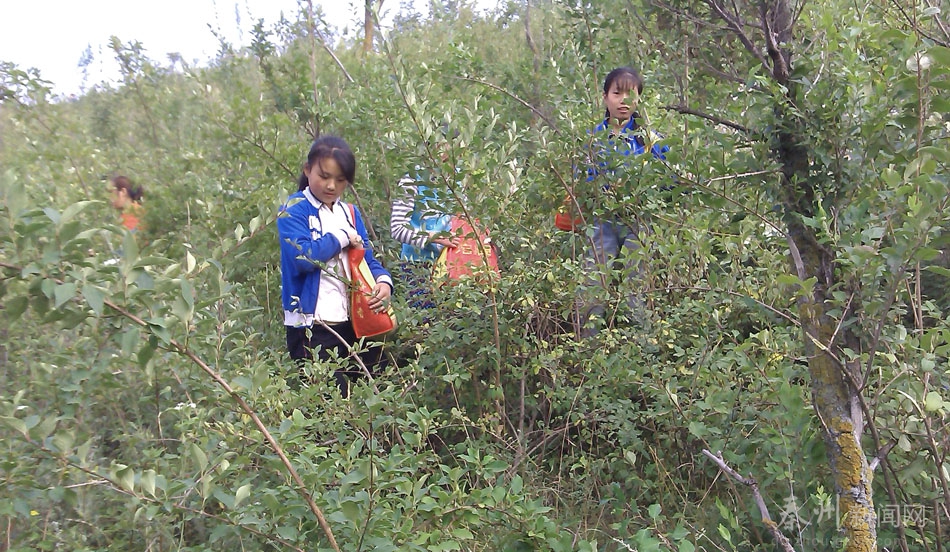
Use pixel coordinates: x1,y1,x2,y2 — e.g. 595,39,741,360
283,192,353,327
313,199,352,324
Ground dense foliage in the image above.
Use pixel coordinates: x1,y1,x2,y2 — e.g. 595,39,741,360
1,0,948,550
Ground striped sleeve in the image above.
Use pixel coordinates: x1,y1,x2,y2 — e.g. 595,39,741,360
390,177,431,249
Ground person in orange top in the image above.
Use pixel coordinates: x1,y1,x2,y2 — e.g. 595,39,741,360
110,175,144,232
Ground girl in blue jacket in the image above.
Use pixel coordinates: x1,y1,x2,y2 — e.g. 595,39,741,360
278,135,394,397
578,66,670,336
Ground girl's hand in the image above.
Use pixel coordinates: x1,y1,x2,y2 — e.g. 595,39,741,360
367,283,391,312
432,236,460,249
346,231,363,249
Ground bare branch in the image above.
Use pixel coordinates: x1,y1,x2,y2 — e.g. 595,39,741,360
662,103,753,134
890,0,950,47
704,0,773,72
304,0,354,84
869,441,896,472
761,1,791,83
702,450,797,552
697,60,752,86
455,75,561,133
649,0,723,29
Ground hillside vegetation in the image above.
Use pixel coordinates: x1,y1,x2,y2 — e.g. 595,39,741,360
1,0,948,550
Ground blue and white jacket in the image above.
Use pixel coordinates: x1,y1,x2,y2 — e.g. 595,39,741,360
586,115,669,183
278,188,392,325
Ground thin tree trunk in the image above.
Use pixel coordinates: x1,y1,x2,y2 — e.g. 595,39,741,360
764,0,879,547
788,216,878,551
363,0,382,54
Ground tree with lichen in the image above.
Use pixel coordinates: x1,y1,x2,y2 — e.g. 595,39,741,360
630,0,950,546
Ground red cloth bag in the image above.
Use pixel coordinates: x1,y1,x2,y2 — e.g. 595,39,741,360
346,205,396,338
434,216,499,282
554,195,582,232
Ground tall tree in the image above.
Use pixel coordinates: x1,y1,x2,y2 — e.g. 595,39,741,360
698,0,878,546
646,0,950,546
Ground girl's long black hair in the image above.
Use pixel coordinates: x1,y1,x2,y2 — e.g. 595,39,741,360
297,135,357,192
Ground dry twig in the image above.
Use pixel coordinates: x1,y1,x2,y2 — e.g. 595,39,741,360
702,449,797,552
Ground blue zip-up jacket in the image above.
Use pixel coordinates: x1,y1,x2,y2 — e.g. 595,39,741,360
586,115,669,183
278,189,392,323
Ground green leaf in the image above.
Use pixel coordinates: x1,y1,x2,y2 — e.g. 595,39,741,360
624,450,637,466
451,527,475,540
52,430,75,454
60,201,96,224
43,207,61,225
181,278,195,308
120,328,139,358
648,503,662,520
148,320,172,344
82,284,106,315
717,523,732,544
924,391,945,412
137,336,157,368
688,420,709,438
509,474,523,495
172,296,193,325
234,484,251,508
231,376,253,391
117,466,135,492
5,296,29,320
929,45,950,67
76,439,93,467
670,524,689,540
209,523,233,542
122,231,139,262
925,265,950,277
54,282,76,308
341,499,361,524
0,416,27,436
213,487,234,509
29,416,58,442
141,469,157,497
191,442,208,472
276,525,298,540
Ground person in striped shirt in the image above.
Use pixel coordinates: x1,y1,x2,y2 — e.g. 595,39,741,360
390,140,459,308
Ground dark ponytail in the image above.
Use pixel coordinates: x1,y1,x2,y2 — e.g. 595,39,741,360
112,175,144,203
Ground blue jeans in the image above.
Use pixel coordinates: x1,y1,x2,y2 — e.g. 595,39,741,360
577,218,650,335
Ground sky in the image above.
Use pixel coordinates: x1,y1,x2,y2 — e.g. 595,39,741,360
0,0,400,97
